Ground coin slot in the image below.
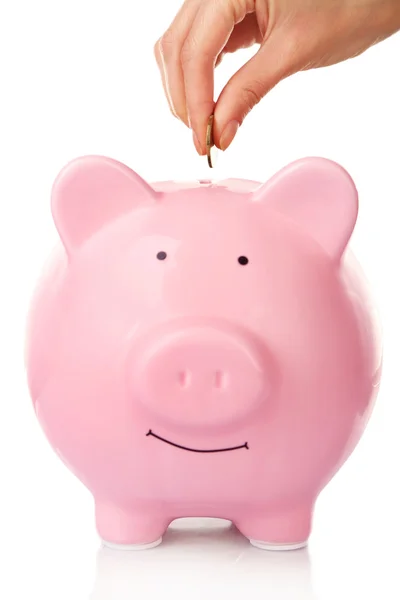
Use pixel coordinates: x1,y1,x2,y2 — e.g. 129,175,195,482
178,370,191,389
214,371,227,390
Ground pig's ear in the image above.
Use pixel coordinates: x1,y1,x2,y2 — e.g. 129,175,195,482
253,157,358,259
51,155,158,251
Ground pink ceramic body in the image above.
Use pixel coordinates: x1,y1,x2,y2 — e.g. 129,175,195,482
25,156,382,549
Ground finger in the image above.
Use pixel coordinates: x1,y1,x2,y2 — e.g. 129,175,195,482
215,51,225,67
214,32,301,150
181,0,244,154
223,13,263,53
215,14,261,68
154,39,175,116
159,0,201,126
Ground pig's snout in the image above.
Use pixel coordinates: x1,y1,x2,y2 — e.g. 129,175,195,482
130,324,271,427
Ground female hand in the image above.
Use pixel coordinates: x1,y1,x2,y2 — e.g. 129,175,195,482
155,0,400,154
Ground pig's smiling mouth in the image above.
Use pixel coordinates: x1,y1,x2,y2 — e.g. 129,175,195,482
146,430,249,453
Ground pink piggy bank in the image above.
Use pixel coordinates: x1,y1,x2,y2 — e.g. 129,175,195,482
25,155,381,551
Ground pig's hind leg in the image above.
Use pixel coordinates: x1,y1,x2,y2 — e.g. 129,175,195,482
234,504,313,551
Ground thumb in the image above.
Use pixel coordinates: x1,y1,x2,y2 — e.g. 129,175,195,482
214,34,300,150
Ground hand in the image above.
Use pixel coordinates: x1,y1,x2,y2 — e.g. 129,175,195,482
154,0,400,154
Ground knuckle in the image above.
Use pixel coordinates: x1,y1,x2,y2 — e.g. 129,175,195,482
181,40,212,69
153,38,162,60
180,39,195,66
215,52,225,67
158,30,175,58
241,84,264,109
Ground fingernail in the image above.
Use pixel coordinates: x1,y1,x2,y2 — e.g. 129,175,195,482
220,120,240,151
192,130,203,155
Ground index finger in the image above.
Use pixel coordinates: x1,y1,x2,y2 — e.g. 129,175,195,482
181,0,238,153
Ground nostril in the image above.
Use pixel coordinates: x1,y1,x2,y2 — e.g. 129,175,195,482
178,370,191,389
214,371,228,390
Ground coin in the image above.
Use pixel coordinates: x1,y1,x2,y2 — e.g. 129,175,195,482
206,114,218,168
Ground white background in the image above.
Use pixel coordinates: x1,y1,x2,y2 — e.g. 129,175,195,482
0,2,398,599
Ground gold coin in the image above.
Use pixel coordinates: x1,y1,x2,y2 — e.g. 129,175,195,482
206,114,218,168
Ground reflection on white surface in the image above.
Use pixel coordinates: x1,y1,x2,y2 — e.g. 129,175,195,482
90,518,317,600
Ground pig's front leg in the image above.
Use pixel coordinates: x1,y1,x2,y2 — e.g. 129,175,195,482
235,504,313,551
95,502,170,549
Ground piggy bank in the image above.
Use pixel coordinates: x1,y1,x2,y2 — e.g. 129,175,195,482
25,155,381,551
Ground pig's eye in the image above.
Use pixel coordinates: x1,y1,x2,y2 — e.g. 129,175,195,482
157,251,167,261
238,256,249,266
